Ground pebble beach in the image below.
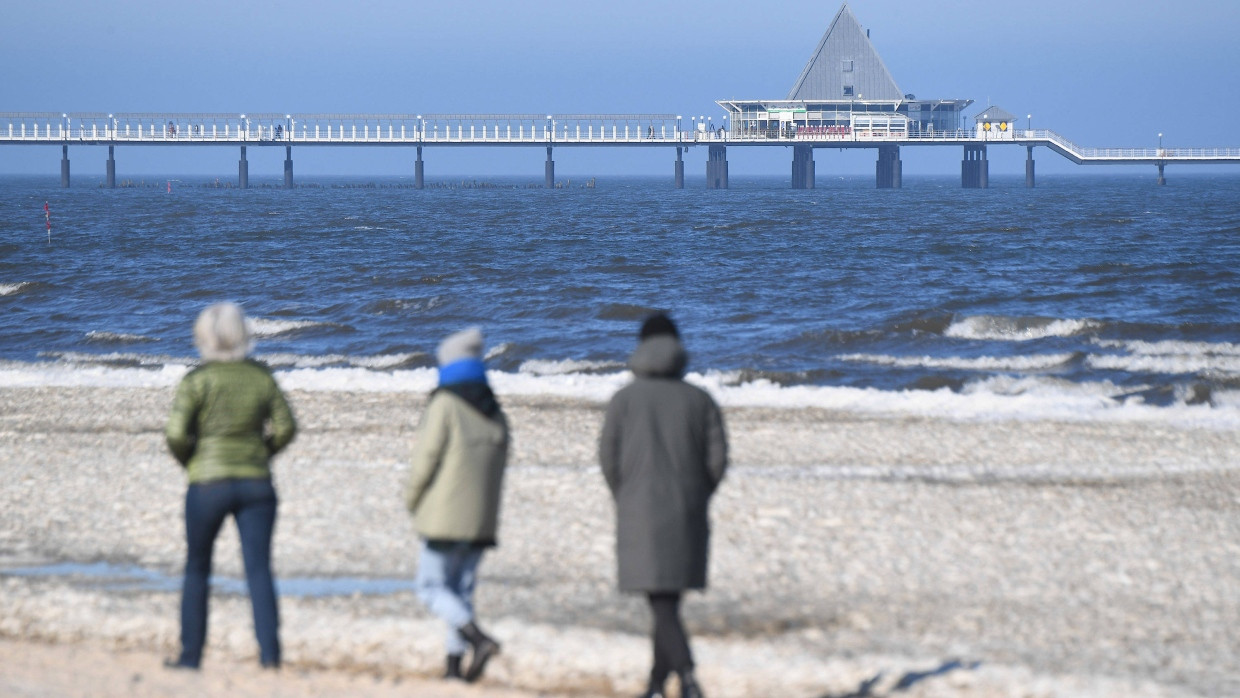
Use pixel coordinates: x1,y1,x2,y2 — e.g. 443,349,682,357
2,384,1238,697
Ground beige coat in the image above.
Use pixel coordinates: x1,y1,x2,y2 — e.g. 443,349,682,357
407,390,509,545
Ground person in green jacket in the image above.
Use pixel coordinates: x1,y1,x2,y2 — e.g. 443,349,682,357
164,302,296,670
407,327,509,683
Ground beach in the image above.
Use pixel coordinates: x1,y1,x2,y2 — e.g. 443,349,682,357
1,384,1238,697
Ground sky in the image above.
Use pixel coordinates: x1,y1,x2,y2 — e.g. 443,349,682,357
2,0,1238,180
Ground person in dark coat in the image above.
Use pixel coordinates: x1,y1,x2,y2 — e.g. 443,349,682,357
599,313,728,698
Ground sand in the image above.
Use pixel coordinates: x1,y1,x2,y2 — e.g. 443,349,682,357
1,385,1238,697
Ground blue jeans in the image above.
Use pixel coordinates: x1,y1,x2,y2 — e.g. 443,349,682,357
179,477,279,666
415,540,485,655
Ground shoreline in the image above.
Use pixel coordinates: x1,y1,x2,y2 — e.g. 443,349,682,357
2,385,1238,696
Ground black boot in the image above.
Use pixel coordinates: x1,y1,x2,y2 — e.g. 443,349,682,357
162,656,199,671
679,670,705,698
459,621,500,683
640,665,667,698
444,653,464,680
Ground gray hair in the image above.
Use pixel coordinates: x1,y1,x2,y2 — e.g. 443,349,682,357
193,302,251,362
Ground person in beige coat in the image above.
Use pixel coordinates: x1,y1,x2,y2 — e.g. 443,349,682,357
407,327,509,683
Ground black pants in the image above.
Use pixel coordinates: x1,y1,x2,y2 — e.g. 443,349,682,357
647,592,693,686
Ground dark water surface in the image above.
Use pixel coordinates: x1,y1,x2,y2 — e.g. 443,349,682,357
2,173,1238,418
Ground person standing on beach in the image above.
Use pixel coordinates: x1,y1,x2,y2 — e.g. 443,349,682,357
407,327,509,683
164,302,297,670
600,314,728,698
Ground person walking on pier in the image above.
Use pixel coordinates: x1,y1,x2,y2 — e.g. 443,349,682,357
600,314,728,698
164,302,297,670
407,327,509,683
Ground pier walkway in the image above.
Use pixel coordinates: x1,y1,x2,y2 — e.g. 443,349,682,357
4,112,1239,189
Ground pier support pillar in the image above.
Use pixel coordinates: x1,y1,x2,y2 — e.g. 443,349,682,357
962,144,988,189
106,146,116,189
60,145,70,188
284,146,294,189
1025,146,1035,188
1157,162,1166,186
238,146,249,189
876,145,901,189
674,147,684,189
706,145,728,189
545,146,555,189
792,145,815,189
415,146,424,189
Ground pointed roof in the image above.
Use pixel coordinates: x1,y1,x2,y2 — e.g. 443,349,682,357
974,106,1018,123
787,3,903,101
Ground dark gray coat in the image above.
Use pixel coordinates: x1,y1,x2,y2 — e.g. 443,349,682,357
599,336,728,592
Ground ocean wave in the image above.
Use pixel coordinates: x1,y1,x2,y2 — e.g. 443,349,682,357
36,351,189,368
84,331,159,345
247,317,344,338
838,352,1078,373
0,282,34,296
945,315,1100,341
255,352,427,370
1086,353,1240,376
518,358,625,375
2,359,1237,429
1093,338,1240,357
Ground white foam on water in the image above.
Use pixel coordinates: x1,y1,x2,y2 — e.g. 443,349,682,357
1094,338,1240,356
0,361,188,389
84,331,158,344
945,315,1099,341
1,359,1237,430
1089,338,1240,375
0,282,33,296
838,352,1076,372
1087,353,1240,375
518,358,624,375
246,317,333,338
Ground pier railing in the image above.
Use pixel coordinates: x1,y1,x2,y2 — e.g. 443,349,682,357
4,112,1240,164
0,112,690,146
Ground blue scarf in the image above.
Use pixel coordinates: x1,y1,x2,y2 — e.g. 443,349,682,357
437,357,488,387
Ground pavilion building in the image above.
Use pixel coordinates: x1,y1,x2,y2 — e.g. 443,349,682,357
714,2,974,188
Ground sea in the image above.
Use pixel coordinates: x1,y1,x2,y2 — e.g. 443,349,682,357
2,172,1239,429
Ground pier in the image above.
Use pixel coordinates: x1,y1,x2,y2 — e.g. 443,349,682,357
6,111,1238,190
5,4,1238,190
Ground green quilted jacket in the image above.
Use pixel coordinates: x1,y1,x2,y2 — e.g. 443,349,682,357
165,360,297,484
